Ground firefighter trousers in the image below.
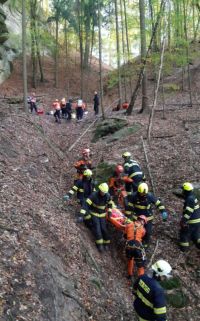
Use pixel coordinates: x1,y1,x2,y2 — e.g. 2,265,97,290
179,224,200,251
91,215,110,245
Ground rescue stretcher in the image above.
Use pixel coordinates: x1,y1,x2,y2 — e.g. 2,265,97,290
107,208,127,230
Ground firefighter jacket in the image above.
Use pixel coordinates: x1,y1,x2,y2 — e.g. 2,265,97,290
126,192,165,221
109,175,133,192
74,159,92,173
124,159,144,183
182,191,200,225
68,178,95,202
82,191,114,218
134,274,167,321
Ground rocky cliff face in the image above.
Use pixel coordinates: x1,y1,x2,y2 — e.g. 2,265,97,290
0,0,21,84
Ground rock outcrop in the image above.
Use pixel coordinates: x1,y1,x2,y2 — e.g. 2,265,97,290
0,0,20,84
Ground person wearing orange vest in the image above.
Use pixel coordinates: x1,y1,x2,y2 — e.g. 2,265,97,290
53,99,61,123
74,148,92,181
111,215,146,278
108,165,132,209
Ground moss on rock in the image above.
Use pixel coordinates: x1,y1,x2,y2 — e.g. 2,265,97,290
166,290,189,308
160,277,181,290
92,118,127,142
106,123,141,143
94,162,115,185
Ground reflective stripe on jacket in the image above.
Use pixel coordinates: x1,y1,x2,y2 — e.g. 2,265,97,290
83,191,113,217
124,159,143,182
134,274,167,321
126,192,165,218
69,178,95,201
182,192,200,224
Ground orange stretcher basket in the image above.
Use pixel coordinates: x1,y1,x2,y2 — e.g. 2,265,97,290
107,208,126,229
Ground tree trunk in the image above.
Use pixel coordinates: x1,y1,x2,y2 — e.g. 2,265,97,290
33,0,44,83
54,19,59,88
78,0,84,98
123,0,132,91
147,26,167,142
98,0,105,119
30,1,36,88
22,0,28,112
183,0,192,107
89,17,95,66
64,19,68,86
114,0,122,107
139,0,148,113
123,0,130,59
120,0,127,101
126,0,165,116
83,14,91,69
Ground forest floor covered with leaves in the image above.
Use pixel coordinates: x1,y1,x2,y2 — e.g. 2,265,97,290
0,56,200,321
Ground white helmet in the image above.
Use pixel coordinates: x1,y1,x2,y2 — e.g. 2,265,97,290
152,260,172,277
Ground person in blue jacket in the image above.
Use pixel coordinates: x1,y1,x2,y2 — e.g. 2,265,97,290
133,259,172,321
179,182,200,251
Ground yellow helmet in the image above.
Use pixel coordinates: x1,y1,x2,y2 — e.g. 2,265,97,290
122,151,131,158
182,182,193,191
83,169,92,177
138,182,148,194
99,183,109,193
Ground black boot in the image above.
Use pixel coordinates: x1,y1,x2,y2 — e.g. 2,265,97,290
104,244,109,251
96,244,104,253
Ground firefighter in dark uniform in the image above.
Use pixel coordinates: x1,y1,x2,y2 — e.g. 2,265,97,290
125,183,168,246
81,183,115,252
122,152,145,194
64,169,94,226
133,259,172,321
179,182,200,251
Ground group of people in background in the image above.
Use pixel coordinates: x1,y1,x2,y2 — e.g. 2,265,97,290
27,91,100,123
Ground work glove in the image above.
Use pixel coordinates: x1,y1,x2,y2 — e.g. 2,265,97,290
162,211,168,221
63,194,70,201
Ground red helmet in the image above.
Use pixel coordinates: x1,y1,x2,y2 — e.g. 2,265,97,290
138,215,147,224
115,165,124,175
82,148,90,156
